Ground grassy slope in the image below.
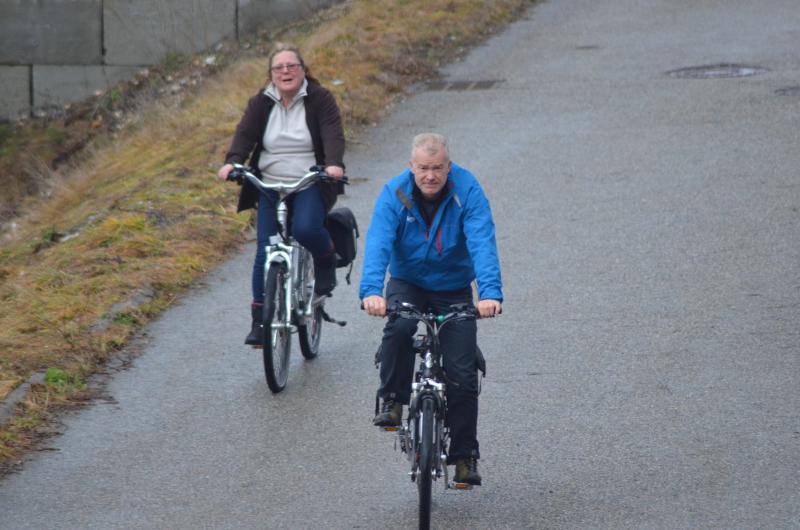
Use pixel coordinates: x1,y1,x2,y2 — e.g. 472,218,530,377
0,0,536,463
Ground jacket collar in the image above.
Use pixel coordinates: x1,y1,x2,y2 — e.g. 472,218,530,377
397,171,455,250
263,78,309,106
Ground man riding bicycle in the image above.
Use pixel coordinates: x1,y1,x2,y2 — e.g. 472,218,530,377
360,133,503,486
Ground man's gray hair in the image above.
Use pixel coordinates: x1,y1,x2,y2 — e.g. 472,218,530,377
411,133,449,160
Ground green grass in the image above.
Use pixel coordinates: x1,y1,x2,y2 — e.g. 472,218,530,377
44,368,87,391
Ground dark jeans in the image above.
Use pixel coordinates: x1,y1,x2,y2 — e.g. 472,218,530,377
252,184,334,303
378,278,480,462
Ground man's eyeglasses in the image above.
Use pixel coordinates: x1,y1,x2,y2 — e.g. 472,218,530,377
271,63,302,74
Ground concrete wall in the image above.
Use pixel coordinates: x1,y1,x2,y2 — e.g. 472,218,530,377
0,0,341,120
0,1,103,65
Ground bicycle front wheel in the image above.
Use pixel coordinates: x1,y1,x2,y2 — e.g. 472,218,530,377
417,397,435,530
263,262,291,393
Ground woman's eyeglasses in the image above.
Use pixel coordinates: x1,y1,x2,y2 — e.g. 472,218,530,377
271,63,302,73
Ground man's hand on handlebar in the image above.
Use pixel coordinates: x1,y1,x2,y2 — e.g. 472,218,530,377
364,297,499,319
477,299,502,318
362,295,386,317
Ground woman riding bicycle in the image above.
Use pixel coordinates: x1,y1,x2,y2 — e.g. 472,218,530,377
218,43,345,347
360,133,503,486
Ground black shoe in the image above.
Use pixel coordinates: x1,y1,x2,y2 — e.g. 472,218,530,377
244,304,264,346
314,263,337,296
373,400,402,427
454,457,481,486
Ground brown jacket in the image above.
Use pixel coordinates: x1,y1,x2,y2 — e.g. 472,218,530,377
224,81,346,212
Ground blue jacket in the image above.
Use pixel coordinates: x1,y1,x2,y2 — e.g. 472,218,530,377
359,163,503,302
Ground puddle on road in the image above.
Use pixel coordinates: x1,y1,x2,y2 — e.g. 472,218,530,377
666,63,769,79
425,79,505,91
775,85,800,96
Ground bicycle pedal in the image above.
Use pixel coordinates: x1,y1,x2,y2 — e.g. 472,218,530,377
381,426,400,432
450,482,474,491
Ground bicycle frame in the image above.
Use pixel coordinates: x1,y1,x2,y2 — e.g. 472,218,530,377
227,163,347,392
232,164,325,332
408,326,448,484
381,302,478,529
388,302,478,488
265,199,315,334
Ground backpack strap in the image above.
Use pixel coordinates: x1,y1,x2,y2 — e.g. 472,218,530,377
396,188,414,211
448,181,463,209
344,261,353,285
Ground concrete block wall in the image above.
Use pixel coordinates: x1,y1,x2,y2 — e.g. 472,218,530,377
103,0,237,65
0,0,341,121
0,1,103,65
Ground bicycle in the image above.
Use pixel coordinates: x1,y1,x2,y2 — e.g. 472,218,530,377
380,301,482,530
228,164,347,393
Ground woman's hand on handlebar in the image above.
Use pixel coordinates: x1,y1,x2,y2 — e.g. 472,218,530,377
218,163,234,181
362,295,386,317
477,299,502,318
325,165,344,180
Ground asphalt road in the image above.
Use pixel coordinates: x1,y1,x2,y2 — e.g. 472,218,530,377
2,0,799,528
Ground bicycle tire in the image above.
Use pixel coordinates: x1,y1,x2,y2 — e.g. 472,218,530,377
263,262,291,393
298,257,322,359
417,396,435,530
298,305,323,359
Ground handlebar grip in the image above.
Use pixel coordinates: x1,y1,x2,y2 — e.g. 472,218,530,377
320,173,349,184
309,165,349,184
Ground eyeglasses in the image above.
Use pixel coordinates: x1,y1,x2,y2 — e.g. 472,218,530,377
270,63,302,74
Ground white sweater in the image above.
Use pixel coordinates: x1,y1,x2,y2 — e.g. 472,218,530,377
258,79,317,183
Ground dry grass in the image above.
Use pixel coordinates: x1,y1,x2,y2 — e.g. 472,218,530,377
0,0,536,464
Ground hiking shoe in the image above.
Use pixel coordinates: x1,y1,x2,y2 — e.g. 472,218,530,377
373,400,402,427
245,303,264,346
454,457,481,486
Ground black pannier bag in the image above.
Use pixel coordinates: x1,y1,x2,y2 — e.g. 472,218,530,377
325,207,359,283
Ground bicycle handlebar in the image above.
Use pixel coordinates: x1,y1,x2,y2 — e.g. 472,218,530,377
386,301,479,326
226,163,348,195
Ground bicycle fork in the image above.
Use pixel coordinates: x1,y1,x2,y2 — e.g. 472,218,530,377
403,377,448,484
264,240,295,333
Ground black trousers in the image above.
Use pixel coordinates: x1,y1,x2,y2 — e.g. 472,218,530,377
378,278,480,462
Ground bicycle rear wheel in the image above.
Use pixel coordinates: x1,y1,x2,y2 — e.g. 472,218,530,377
298,305,323,359
298,256,322,359
417,397,435,530
263,262,291,393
